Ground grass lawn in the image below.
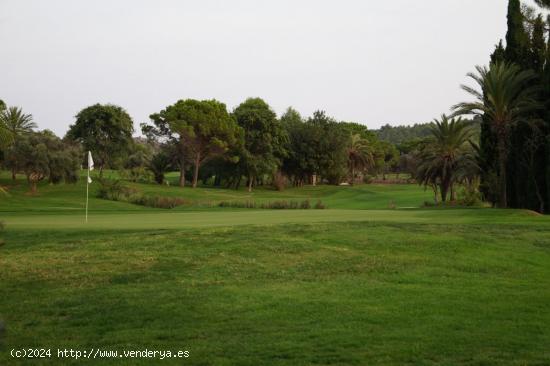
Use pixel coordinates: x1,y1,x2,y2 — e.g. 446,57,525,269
1,173,550,365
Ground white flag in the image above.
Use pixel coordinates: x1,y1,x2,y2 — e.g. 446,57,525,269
88,151,94,171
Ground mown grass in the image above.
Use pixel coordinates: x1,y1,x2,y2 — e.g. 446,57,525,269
2,222,550,365
2,171,550,365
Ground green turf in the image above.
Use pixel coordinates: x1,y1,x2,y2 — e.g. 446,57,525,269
1,172,550,365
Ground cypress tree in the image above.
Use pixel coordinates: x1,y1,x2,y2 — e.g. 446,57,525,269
513,14,547,211
530,15,546,73
502,0,543,209
505,0,529,66
544,15,550,211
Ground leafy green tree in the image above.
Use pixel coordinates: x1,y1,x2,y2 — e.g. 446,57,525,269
280,108,312,185
372,141,399,180
0,100,5,111
141,115,190,187
124,138,155,169
415,116,477,202
149,99,241,188
10,131,79,193
280,107,303,127
375,123,434,144
0,106,37,180
66,104,134,177
453,62,539,208
282,110,358,186
233,98,288,192
307,111,349,185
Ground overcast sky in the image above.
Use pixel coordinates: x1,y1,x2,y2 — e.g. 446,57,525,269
0,0,521,136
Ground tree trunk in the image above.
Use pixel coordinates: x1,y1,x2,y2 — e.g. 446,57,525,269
11,167,16,181
31,181,37,194
192,153,201,188
248,175,253,192
179,164,186,187
433,185,439,204
450,184,456,202
440,182,449,202
99,165,104,178
497,138,508,209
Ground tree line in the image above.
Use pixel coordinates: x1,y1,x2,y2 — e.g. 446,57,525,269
0,98,405,193
469,0,550,212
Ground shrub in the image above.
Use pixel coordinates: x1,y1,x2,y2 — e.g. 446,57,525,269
363,175,374,184
97,179,138,201
272,171,287,191
219,199,324,210
148,152,172,185
97,179,186,209
131,195,187,209
119,167,153,183
219,201,257,209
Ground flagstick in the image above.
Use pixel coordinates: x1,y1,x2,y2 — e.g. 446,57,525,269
86,164,89,223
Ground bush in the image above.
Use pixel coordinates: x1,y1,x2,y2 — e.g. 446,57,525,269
314,200,326,209
97,179,186,209
219,201,257,209
119,167,153,183
97,179,138,201
218,199,325,210
272,171,287,191
363,175,375,184
131,195,187,209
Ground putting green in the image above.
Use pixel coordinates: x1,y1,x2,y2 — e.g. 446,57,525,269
2,208,548,231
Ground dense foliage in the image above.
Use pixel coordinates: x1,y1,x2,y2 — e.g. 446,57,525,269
465,0,550,212
65,104,134,176
8,131,80,193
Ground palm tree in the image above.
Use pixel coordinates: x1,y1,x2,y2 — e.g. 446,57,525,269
0,106,36,180
453,62,539,208
415,115,476,202
347,134,374,185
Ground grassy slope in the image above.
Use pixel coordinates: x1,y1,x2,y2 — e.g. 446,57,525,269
0,170,432,214
2,172,550,365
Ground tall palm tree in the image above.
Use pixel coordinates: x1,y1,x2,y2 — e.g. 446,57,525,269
0,106,37,180
415,115,476,202
453,62,539,208
347,134,374,185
